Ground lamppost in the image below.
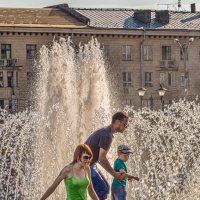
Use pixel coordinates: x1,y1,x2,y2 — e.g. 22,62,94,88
137,85,167,110
174,38,194,94
158,84,167,111
137,87,147,109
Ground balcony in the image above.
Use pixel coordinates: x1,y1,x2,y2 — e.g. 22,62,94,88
160,60,177,70
0,59,22,70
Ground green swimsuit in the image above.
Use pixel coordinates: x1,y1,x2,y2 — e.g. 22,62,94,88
64,171,90,200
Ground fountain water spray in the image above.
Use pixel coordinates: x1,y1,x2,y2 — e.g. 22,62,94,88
0,38,200,200
0,37,111,199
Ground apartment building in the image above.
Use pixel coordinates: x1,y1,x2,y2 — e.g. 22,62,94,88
0,4,200,111
73,5,200,109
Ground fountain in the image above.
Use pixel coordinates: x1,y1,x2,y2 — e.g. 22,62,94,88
0,37,200,200
119,101,200,199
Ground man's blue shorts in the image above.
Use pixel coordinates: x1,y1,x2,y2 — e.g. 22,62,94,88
90,166,110,200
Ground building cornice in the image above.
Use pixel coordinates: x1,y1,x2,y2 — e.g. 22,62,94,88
0,27,199,38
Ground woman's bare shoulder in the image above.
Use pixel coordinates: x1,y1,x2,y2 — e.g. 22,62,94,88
63,164,72,171
60,164,73,177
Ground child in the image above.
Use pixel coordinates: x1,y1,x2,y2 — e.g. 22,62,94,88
111,145,139,200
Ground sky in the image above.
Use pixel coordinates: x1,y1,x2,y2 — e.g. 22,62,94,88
0,0,200,11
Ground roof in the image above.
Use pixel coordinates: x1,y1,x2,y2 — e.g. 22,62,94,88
0,5,199,31
75,8,200,30
0,8,87,28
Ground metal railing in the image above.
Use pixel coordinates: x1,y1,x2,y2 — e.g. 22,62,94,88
160,60,176,68
0,59,18,67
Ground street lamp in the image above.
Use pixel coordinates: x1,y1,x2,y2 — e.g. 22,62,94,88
174,37,194,94
158,84,167,111
137,87,147,109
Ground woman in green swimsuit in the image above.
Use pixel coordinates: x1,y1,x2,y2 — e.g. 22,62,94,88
40,144,99,200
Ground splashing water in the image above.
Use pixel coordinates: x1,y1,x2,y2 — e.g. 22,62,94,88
118,100,200,200
0,38,200,200
33,37,111,199
0,37,111,199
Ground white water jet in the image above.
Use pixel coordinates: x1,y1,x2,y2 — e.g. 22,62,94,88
33,37,111,199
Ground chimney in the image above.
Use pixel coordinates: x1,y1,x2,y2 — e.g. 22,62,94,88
191,3,196,13
134,10,151,23
155,10,169,24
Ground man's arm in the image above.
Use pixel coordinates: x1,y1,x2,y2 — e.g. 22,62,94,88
98,148,125,180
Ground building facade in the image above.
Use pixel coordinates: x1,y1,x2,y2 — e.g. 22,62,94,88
0,4,200,111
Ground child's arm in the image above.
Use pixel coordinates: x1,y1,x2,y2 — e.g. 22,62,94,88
119,169,139,181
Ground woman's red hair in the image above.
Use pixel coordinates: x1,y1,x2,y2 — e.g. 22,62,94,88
70,144,93,166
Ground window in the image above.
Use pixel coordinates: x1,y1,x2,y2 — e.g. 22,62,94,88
122,45,132,60
9,100,12,111
16,72,18,87
160,72,173,86
0,72,3,87
180,44,188,61
11,94,17,112
180,74,186,87
7,71,13,87
101,45,109,58
199,47,200,59
27,72,33,86
144,72,153,87
0,100,4,109
160,73,165,85
162,46,171,60
143,45,153,61
168,73,173,86
26,44,37,59
1,44,11,59
123,72,132,87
